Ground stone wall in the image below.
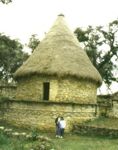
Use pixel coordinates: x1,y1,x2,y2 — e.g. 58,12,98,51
97,93,118,118
108,100,118,118
0,85,16,99
15,75,97,104
97,101,112,117
73,125,118,137
0,100,97,131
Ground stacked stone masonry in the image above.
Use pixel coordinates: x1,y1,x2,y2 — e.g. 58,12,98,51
0,101,97,131
0,85,16,99
16,76,97,104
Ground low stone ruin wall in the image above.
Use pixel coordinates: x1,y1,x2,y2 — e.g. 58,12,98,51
0,100,97,132
0,85,16,99
108,100,118,118
73,125,118,138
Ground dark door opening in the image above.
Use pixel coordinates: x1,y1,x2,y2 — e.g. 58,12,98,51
43,82,50,100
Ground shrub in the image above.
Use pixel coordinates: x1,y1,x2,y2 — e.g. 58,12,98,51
0,132,10,145
0,96,10,103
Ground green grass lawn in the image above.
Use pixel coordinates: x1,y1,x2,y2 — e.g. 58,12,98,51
0,132,118,150
53,134,118,150
0,118,118,150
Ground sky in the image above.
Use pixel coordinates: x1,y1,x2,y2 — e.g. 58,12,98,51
0,0,118,94
0,0,118,43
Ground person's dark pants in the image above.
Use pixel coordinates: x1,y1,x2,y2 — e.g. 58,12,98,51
60,128,64,137
56,125,60,136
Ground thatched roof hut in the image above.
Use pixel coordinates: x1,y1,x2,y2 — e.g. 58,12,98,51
14,14,102,85
9,15,103,131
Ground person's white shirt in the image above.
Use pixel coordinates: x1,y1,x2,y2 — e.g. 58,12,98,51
59,120,66,128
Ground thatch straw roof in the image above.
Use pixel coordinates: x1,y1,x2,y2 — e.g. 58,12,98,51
14,14,102,86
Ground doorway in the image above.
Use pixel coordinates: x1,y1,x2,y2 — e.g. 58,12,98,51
43,82,50,100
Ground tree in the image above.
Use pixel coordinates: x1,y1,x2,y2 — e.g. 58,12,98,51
0,0,12,4
74,19,118,88
27,34,40,52
0,33,29,83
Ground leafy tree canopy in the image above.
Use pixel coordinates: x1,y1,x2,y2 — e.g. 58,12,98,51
27,34,40,52
0,33,29,83
74,19,118,88
0,0,12,4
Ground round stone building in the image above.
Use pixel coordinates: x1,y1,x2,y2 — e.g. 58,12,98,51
13,14,102,131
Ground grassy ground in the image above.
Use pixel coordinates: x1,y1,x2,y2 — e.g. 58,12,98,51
0,118,118,150
53,134,118,150
0,131,118,150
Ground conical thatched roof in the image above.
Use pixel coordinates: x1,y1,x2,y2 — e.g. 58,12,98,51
14,14,102,86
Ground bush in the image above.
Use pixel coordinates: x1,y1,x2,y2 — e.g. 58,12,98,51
0,96,10,103
31,141,55,150
30,128,39,141
0,132,10,145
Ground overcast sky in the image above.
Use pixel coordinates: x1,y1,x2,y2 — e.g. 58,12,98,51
0,0,118,43
0,0,118,94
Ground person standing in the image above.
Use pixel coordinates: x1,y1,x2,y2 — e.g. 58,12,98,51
55,116,60,137
59,117,66,138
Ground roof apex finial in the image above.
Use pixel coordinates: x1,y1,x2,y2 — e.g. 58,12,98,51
58,14,65,17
